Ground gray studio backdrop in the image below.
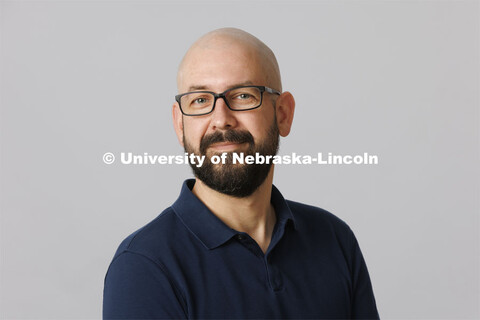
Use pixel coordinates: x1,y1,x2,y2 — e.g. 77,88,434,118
1,1,478,319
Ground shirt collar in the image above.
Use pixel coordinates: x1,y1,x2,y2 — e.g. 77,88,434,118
171,179,297,250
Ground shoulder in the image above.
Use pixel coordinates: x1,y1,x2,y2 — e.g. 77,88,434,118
286,199,350,228
111,207,189,262
286,199,354,242
104,208,189,317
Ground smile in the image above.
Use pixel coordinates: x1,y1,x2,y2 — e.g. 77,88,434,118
208,142,248,152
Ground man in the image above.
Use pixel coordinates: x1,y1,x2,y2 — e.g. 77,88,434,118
103,28,379,319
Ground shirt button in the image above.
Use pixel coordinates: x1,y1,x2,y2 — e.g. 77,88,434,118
274,278,283,288
236,234,245,241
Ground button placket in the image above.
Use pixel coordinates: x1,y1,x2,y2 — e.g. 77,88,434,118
235,233,264,257
265,254,283,291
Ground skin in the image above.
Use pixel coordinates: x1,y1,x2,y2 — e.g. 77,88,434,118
172,28,295,253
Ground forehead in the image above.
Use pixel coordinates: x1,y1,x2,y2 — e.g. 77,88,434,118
178,42,267,93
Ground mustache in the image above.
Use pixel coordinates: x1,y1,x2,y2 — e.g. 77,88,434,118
200,130,254,154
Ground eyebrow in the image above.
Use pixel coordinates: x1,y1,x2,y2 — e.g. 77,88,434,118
187,81,254,92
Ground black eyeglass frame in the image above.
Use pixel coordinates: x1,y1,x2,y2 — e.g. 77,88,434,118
175,85,281,116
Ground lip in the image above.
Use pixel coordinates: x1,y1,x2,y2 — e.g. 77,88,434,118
208,142,247,152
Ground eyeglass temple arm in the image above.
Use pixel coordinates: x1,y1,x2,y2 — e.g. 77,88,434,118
265,87,281,95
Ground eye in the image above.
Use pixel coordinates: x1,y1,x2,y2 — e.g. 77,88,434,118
238,93,251,100
193,97,207,104
188,94,212,106
233,93,254,101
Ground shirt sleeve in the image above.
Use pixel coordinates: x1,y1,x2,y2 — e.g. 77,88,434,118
349,231,380,319
103,251,187,319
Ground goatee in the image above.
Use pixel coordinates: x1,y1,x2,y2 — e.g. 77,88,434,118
183,121,279,198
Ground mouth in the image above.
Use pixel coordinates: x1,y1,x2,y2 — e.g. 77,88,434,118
208,142,248,153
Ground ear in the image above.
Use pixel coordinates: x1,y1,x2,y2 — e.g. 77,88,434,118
172,102,184,147
275,91,295,137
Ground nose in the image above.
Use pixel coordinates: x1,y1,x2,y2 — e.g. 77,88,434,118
210,97,238,130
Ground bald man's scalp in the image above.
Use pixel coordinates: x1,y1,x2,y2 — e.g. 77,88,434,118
177,28,282,92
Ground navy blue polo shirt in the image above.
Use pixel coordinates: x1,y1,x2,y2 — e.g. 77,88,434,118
103,179,379,319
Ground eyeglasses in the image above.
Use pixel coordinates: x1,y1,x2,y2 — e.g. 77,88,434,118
175,85,281,116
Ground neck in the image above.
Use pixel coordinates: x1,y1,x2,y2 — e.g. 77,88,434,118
192,167,276,254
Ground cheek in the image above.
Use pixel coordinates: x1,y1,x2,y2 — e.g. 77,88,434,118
183,120,208,147
241,113,274,141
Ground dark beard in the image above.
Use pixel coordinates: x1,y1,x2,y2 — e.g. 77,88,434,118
183,121,279,198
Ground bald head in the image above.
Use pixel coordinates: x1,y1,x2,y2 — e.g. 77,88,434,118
177,28,282,92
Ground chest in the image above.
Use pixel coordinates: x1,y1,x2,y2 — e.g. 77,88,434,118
170,234,353,319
